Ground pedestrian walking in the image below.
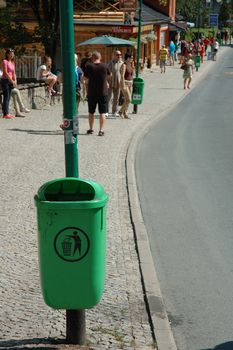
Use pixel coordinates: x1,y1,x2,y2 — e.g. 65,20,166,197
159,45,168,73
107,50,123,117
168,40,176,66
212,39,219,61
84,51,110,136
1,48,16,119
182,53,194,90
118,53,134,119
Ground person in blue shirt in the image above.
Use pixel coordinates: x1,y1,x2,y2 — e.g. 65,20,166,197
168,40,176,66
74,53,84,111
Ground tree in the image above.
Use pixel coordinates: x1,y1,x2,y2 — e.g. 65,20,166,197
0,4,33,53
0,0,60,66
176,0,209,27
219,0,231,26
26,0,60,63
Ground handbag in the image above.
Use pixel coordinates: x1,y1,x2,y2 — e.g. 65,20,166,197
180,64,187,70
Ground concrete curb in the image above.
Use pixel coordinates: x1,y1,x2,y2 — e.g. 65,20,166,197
126,108,178,350
125,46,229,350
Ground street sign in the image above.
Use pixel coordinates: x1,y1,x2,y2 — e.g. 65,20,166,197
209,13,219,27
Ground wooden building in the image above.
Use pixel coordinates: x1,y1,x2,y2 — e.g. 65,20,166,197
74,0,177,67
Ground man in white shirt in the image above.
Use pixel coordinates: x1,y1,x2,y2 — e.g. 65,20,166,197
107,50,123,117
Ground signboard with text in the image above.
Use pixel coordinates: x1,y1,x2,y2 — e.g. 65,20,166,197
119,0,137,12
209,13,219,27
112,26,134,34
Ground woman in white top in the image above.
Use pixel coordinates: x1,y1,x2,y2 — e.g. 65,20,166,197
36,56,59,95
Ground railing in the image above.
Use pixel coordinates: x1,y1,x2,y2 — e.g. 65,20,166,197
16,53,41,79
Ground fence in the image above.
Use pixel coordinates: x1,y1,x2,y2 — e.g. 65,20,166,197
16,53,41,79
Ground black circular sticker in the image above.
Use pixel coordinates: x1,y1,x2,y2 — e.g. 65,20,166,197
54,227,90,262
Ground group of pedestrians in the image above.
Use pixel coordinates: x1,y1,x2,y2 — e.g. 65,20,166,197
158,35,221,90
72,49,135,137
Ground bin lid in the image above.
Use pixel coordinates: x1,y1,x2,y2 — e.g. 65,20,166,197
133,77,144,83
35,177,108,209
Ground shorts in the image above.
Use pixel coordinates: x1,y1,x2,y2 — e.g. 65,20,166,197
160,60,166,68
88,95,108,114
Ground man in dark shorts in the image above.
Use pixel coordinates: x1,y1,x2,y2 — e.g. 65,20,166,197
84,51,110,136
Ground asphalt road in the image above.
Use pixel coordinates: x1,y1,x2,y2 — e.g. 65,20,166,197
136,48,233,350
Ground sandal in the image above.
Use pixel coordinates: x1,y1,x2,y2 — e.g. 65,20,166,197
98,131,105,136
87,129,94,134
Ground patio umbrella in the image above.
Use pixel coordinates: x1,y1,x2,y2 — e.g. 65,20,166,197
77,35,136,47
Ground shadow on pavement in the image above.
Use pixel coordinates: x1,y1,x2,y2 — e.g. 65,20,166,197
0,337,59,349
202,341,233,350
8,129,63,136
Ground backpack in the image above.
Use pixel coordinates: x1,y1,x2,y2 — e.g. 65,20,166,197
75,66,83,91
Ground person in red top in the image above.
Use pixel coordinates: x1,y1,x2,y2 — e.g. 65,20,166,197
199,42,205,63
203,37,210,54
1,48,17,119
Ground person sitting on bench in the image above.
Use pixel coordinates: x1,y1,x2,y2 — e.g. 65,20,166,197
36,56,60,96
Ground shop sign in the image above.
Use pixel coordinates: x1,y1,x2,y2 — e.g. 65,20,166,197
112,26,134,34
119,0,137,11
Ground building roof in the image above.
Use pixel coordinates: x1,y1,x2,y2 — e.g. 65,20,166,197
169,21,187,31
134,3,171,23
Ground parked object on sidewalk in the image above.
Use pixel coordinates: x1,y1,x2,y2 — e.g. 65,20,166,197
194,55,201,71
131,77,144,105
34,177,108,309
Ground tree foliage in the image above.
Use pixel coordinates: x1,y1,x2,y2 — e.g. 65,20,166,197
176,0,232,27
26,0,60,61
0,4,33,54
0,0,60,63
219,0,232,26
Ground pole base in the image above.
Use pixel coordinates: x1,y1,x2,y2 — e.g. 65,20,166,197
66,309,86,345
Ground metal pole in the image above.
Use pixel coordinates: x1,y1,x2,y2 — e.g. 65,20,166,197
133,0,142,114
66,310,86,345
59,0,78,178
59,0,85,344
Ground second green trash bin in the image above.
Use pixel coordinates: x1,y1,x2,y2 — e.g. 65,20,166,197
131,77,144,105
34,177,108,310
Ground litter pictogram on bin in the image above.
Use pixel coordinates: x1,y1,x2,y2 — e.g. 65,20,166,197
62,238,73,256
54,227,90,262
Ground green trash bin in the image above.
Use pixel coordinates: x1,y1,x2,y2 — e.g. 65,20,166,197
131,77,144,105
34,177,108,310
195,55,201,70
